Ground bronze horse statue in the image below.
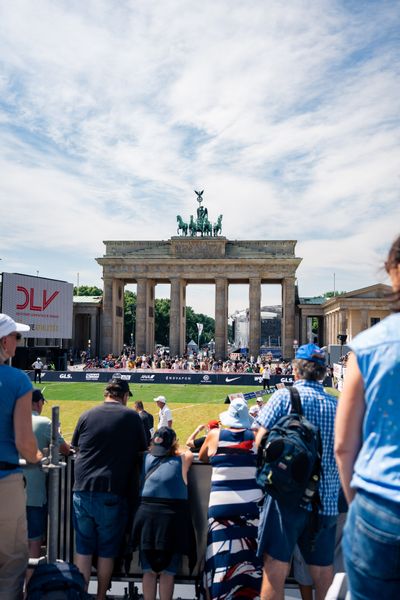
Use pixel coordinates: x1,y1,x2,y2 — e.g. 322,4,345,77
213,214,223,236
177,215,188,236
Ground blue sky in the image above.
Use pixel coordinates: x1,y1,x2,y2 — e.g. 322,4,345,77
0,0,399,315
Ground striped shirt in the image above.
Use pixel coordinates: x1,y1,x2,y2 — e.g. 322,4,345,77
208,429,262,519
256,380,340,515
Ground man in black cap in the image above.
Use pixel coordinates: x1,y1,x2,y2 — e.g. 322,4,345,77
71,377,147,600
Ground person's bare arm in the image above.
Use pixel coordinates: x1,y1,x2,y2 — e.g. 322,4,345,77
59,441,71,456
255,425,268,449
181,449,194,484
335,352,365,504
14,391,42,463
198,428,219,462
186,424,206,448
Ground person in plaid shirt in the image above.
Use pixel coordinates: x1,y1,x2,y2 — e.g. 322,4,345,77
255,343,339,600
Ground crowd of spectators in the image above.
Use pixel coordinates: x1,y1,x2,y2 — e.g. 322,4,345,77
77,348,294,376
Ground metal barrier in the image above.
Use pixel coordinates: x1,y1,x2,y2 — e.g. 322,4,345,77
55,453,211,581
32,407,302,597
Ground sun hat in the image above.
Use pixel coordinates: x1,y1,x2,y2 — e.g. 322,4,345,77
256,396,264,404
295,343,326,366
150,427,176,457
154,395,167,404
0,313,30,338
207,419,219,430
219,397,252,429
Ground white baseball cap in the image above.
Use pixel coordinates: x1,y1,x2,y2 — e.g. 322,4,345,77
154,395,167,404
0,314,30,338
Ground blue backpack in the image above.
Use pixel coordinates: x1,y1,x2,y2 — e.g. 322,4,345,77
256,386,322,509
26,562,91,600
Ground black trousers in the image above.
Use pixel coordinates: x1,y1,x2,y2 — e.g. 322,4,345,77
34,369,41,383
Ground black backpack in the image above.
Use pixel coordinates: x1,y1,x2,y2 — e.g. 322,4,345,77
26,562,91,600
256,386,322,510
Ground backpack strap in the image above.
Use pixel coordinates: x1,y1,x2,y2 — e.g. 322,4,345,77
289,385,303,415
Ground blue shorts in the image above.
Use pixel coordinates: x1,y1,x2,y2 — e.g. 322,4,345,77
73,491,128,558
27,505,47,541
140,550,181,575
343,490,400,599
258,496,337,566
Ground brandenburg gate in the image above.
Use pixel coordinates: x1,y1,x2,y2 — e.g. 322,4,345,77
96,193,301,359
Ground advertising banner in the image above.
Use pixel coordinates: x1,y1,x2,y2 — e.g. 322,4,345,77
25,370,335,388
2,272,73,339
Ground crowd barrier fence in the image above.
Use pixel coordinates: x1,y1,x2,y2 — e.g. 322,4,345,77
27,369,332,388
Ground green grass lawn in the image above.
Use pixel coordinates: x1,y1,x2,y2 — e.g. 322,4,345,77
36,382,266,444
36,382,338,448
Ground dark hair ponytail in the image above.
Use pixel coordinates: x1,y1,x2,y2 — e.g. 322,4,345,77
385,235,400,312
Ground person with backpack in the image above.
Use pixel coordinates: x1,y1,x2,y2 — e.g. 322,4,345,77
255,343,340,600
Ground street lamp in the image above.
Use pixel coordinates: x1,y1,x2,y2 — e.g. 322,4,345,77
293,339,299,358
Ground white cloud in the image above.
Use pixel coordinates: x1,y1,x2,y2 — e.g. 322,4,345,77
0,0,399,316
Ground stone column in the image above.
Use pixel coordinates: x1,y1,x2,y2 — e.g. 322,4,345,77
111,279,124,355
338,309,346,336
215,278,228,359
100,277,113,356
90,311,97,356
170,278,186,357
318,316,324,346
360,309,369,332
146,280,155,354
301,314,308,345
282,276,296,359
248,278,261,359
136,279,147,356
180,284,187,356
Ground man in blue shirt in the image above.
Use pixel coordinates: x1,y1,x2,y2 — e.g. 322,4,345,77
255,343,339,600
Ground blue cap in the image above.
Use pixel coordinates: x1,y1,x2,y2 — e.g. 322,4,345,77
295,343,326,365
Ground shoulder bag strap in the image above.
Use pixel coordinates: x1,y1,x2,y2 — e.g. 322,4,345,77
144,456,166,482
289,385,303,415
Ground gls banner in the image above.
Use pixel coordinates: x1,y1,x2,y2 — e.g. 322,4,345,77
1,272,73,339
26,370,333,387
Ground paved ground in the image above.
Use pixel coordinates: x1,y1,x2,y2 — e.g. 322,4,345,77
88,581,303,598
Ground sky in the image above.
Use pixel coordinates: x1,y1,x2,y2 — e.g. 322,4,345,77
0,0,399,317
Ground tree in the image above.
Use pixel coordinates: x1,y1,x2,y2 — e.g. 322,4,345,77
323,290,347,298
124,291,136,346
123,294,216,349
74,285,103,296
185,307,215,345
155,298,171,346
